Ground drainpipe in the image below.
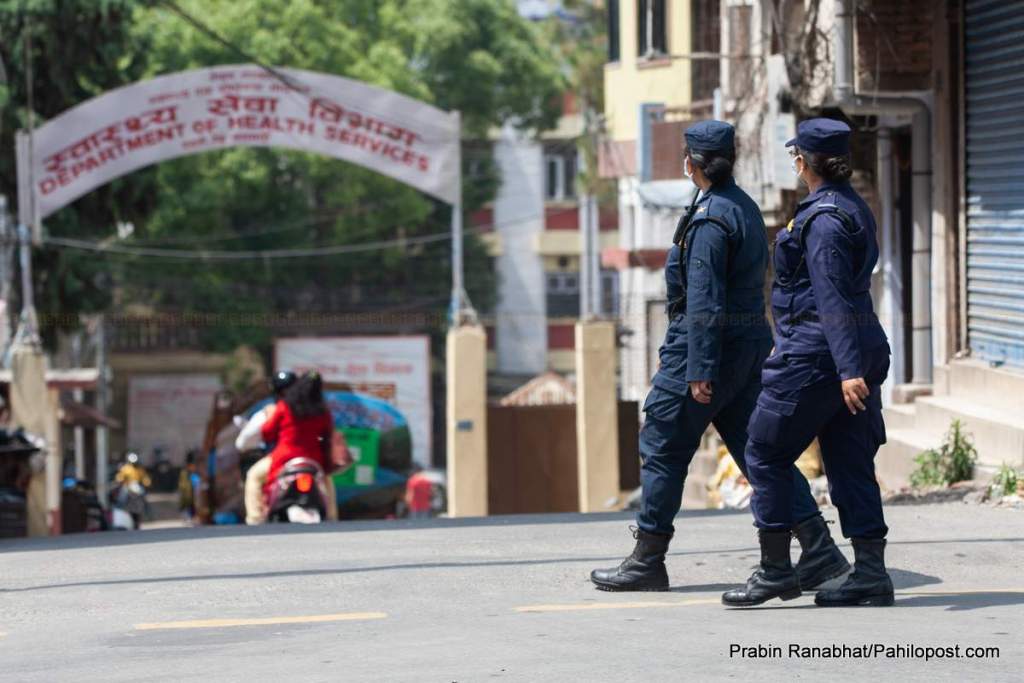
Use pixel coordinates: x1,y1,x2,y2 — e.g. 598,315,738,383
833,0,932,385
876,128,904,403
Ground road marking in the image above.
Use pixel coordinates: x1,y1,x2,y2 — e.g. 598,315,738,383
898,589,1023,596
516,588,1024,614
134,612,387,631
515,598,720,613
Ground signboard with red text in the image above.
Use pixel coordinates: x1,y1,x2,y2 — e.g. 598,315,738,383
17,64,459,226
274,336,432,466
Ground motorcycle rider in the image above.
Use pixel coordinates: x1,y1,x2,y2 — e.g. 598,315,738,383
261,372,335,516
242,371,338,523
241,371,295,524
114,452,151,529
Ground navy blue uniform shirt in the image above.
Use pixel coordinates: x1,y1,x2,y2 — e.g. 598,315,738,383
771,181,888,380
653,177,773,395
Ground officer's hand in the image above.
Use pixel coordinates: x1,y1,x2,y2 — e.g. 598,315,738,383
690,381,713,404
841,378,869,414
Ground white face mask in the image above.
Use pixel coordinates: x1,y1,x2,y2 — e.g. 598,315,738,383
683,157,694,181
791,155,804,182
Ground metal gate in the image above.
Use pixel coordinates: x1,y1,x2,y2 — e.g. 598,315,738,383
965,0,1024,368
486,402,641,514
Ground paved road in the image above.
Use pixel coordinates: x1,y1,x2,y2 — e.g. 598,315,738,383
2,503,1022,681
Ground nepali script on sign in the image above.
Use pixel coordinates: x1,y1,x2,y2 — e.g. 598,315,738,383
16,64,460,224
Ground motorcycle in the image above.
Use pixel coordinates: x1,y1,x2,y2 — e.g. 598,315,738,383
266,457,327,524
109,480,147,530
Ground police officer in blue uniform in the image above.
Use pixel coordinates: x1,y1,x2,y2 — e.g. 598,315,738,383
591,121,848,592
722,119,894,607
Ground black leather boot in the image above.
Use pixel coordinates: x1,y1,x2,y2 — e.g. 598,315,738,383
590,527,671,591
815,537,894,607
794,515,851,590
722,530,801,607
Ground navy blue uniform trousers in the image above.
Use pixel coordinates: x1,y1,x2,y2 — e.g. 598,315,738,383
638,338,820,536
745,346,890,538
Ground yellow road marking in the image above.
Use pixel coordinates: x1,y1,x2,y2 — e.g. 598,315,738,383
515,598,720,613
134,612,387,631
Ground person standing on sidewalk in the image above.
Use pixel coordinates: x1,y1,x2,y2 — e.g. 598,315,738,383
722,119,893,608
591,121,848,592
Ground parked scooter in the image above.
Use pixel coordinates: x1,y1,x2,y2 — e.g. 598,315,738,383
266,457,327,524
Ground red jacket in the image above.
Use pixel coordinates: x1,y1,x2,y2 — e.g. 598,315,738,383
261,402,333,488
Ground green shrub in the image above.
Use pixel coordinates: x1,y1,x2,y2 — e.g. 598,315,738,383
991,463,1021,497
910,419,977,488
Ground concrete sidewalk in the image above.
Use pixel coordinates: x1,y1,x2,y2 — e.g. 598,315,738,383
1,503,1021,681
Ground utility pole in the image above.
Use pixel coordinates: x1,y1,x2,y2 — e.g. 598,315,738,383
0,196,13,356
578,173,593,319
578,104,604,321
12,27,39,348
94,316,109,506
71,332,86,480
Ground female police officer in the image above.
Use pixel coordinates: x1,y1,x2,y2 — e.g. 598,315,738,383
591,121,848,592
722,119,894,607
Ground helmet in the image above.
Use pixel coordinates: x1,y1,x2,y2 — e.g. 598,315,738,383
271,370,297,396
126,452,139,465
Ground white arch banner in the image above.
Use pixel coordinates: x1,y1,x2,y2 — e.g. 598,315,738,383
16,64,460,226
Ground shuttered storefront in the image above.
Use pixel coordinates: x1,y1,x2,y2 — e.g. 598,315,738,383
965,0,1024,368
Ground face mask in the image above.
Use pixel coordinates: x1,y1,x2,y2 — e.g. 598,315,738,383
791,156,805,184
683,157,694,180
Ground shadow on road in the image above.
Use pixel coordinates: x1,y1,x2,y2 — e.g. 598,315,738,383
890,568,942,590
0,548,764,594
896,591,1024,611
0,509,745,554
670,583,736,593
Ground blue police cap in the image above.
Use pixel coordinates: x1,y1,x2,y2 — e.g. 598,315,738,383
786,118,851,155
685,120,735,154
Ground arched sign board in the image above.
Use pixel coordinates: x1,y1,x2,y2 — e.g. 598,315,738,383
15,64,461,227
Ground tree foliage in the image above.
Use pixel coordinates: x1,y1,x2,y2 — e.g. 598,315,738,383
1,0,152,345
1,0,565,352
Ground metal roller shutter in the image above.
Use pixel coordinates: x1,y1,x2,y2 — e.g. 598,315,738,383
965,0,1024,368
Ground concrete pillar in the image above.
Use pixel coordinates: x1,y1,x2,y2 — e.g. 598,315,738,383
9,343,61,535
575,321,620,512
446,325,488,517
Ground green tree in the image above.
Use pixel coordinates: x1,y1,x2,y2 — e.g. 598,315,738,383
3,0,565,351
0,0,153,348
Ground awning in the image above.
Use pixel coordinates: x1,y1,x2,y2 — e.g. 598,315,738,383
0,367,99,390
637,179,699,211
59,398,121,429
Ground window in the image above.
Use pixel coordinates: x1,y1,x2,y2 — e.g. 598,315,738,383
547,272,579,294
607,0,620,62
546,271,581,317
563,154,577,199
728,4,753,94
545,156,564,200
545,271,618,318
601,270,620,316
638,0,667,59
544,151,577,201
691,0,721,102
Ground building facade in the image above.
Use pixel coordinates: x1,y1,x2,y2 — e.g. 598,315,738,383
480,105,620,381
721,0,1024,486
602,0,1024,485
600,0,717,401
